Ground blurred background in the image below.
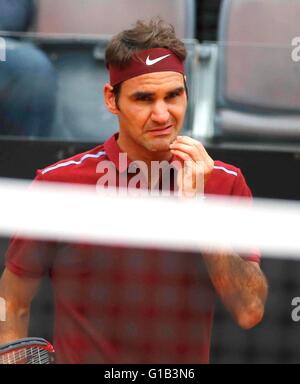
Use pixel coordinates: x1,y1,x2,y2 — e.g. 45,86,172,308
1,0,300,363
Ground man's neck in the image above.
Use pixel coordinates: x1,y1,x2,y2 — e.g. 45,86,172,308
117,134,173,188
117,135,172,168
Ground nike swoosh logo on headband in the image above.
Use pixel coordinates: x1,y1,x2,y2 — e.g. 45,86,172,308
145,54,171,66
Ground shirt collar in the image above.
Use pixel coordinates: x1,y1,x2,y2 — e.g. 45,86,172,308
104,133,131,172
103,133,177,172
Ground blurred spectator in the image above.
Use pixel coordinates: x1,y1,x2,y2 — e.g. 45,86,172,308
0,0,57,137
0,0,34,31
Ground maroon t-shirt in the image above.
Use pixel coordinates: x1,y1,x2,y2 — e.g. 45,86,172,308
5,133,260,363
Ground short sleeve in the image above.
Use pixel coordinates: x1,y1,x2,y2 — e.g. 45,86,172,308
5,237,56,278
231,168,252,198
5,171,56,278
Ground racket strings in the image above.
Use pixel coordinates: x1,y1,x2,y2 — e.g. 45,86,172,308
0,347,51,364
26,348,50,364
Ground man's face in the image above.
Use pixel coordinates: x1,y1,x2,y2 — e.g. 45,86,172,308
109,71,187,156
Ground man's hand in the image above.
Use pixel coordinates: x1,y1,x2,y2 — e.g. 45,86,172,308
0,269,41,344
169,136,214,197
202,251,268,329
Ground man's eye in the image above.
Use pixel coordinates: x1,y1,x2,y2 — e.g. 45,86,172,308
136,95,152,102
166,91,181,100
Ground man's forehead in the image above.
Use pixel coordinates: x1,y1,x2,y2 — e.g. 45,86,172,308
123,71,185,92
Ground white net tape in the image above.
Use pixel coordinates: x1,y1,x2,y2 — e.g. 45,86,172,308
0,177,298,258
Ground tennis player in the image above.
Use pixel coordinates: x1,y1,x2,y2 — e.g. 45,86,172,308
0,18,268,363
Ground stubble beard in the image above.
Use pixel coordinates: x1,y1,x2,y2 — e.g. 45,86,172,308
142,130,178,153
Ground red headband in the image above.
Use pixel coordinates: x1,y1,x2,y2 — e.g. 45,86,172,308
108,48,185,86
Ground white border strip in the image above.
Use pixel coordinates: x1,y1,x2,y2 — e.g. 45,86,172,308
213,166,238,176
0,178,299,259
42,151,106,174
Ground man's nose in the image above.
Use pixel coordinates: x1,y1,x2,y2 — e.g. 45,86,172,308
151,100,170,124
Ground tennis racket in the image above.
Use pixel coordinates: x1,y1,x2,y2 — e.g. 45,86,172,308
0,337,55,364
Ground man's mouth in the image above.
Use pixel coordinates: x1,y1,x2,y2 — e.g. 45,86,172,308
148,125,173,136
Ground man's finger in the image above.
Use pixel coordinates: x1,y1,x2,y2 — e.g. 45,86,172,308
170,149,191,162
170,142,201,162
175,136,205,150
174,136,213,162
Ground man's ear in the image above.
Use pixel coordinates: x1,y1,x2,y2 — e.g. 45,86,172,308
104,83,119,114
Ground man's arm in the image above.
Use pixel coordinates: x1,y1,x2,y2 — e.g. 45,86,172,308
0,268,41,344
169,136,268,329
203,252,268,329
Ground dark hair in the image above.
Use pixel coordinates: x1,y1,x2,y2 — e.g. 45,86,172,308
105,18,188,107
106,18,187,69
